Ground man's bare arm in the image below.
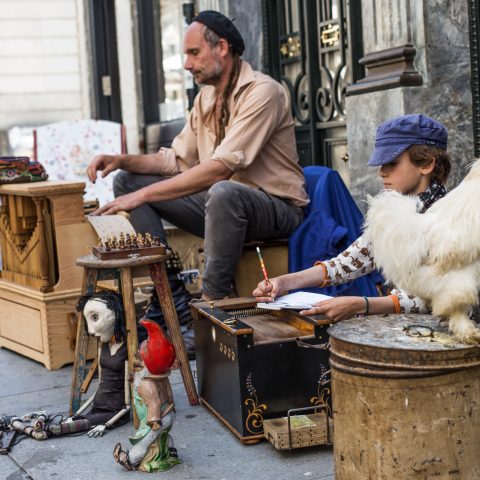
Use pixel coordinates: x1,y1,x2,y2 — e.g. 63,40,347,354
87,152,166,183
93,159,232,215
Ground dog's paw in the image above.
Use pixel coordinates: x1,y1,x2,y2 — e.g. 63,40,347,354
448,315,480,344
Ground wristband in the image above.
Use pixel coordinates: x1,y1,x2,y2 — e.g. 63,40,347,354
363,296,369,315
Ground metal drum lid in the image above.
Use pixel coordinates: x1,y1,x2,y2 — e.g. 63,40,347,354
328,314,480,377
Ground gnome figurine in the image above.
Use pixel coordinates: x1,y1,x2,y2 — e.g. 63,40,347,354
113,319,180,472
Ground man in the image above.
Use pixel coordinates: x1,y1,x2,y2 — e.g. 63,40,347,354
88,10,308,300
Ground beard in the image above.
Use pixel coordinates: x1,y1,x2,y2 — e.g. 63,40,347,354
193,60,223,86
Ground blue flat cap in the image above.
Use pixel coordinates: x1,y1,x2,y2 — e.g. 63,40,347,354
368,114,448,167
193,10,245,55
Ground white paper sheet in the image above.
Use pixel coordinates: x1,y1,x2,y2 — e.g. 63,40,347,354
87,214,136,241
257,291,332,310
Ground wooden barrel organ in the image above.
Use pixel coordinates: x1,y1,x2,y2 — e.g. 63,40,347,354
0,181,98,369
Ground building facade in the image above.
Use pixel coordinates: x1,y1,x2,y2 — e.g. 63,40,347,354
0,0,475,210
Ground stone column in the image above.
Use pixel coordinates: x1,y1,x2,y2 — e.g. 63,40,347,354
346,0,473,212
115,0,144,154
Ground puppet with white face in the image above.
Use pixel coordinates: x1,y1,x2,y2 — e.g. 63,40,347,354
49,291,131,437
3,291,131,441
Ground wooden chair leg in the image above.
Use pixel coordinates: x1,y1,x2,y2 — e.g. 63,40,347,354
119,267,140,428
70,268,98,415
149,263,199,406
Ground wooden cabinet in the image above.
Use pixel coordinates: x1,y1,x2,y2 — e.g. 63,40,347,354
0,181,98,369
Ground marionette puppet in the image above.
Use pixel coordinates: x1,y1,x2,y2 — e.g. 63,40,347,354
0,291,131,442
113,318,180,472
60,290,131,436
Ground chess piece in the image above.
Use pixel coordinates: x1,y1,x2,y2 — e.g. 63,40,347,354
119,233,126,250
145,233,152,248
132,236,139,249
111,235,118,249
137,233,145,248
125,233,132,249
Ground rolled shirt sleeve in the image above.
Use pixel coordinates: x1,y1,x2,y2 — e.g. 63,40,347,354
160,104,200,176
211,81,288,172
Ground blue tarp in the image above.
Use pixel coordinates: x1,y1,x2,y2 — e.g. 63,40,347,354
288,166,383,297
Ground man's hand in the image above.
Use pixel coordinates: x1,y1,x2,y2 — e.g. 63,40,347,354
88,424,107,437
91,191,143,216
300,296,365,323
253,277,286,302
87,155,122,183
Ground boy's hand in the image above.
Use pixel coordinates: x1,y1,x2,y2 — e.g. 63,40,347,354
300,296,365,323
253,277,285,302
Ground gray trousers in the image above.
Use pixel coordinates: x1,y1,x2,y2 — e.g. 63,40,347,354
113,172,304,299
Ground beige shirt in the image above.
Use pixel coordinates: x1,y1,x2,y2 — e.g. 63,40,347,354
160,61,309,207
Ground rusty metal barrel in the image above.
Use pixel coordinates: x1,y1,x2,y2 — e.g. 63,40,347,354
329,314,480,480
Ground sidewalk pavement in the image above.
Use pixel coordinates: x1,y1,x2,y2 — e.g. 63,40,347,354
0,347,334,480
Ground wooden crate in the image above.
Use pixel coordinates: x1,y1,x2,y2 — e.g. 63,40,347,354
0,280,97,369
263,413,333,450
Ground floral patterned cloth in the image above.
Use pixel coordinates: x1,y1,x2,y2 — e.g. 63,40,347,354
0,156,48,183
35,120,125,206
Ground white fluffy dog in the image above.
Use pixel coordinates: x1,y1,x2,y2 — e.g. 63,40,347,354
364,159,480,344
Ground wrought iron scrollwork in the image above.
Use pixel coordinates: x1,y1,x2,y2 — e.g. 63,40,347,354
282,74,310,125
316,66,334,122
332,63,348,118
263,0,362,167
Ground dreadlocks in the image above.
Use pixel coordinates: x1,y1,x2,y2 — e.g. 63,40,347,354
215,53,240,147
201,24,241,147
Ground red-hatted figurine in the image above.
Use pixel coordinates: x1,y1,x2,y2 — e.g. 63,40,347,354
114,319,180,472
139,319,175,375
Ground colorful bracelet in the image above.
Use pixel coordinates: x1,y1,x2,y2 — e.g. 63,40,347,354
363,296,369,315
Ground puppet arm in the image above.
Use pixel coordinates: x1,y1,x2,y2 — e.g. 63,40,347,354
87,405,132,437
73,394,95,417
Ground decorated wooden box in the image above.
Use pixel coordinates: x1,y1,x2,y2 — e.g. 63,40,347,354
190,298,332,444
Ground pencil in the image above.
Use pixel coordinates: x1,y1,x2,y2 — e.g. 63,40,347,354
256,247,270,285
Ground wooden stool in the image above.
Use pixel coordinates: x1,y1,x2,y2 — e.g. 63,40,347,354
69,253,199,422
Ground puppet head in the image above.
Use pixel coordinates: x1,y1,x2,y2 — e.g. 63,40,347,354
76,291,125,343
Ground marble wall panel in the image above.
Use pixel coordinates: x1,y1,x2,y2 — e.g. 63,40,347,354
347,0,474,209
229,0,262,71
361,0,426,76
407,0,472,187
346,89,407,213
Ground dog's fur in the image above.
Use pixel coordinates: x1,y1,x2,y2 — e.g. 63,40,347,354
364,159,480,343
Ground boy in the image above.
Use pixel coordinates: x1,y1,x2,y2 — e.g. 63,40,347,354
253,114,451,323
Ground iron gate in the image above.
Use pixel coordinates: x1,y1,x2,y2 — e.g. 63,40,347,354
262,0,363,185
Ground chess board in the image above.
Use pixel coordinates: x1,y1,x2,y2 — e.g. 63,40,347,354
92,232,166,260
